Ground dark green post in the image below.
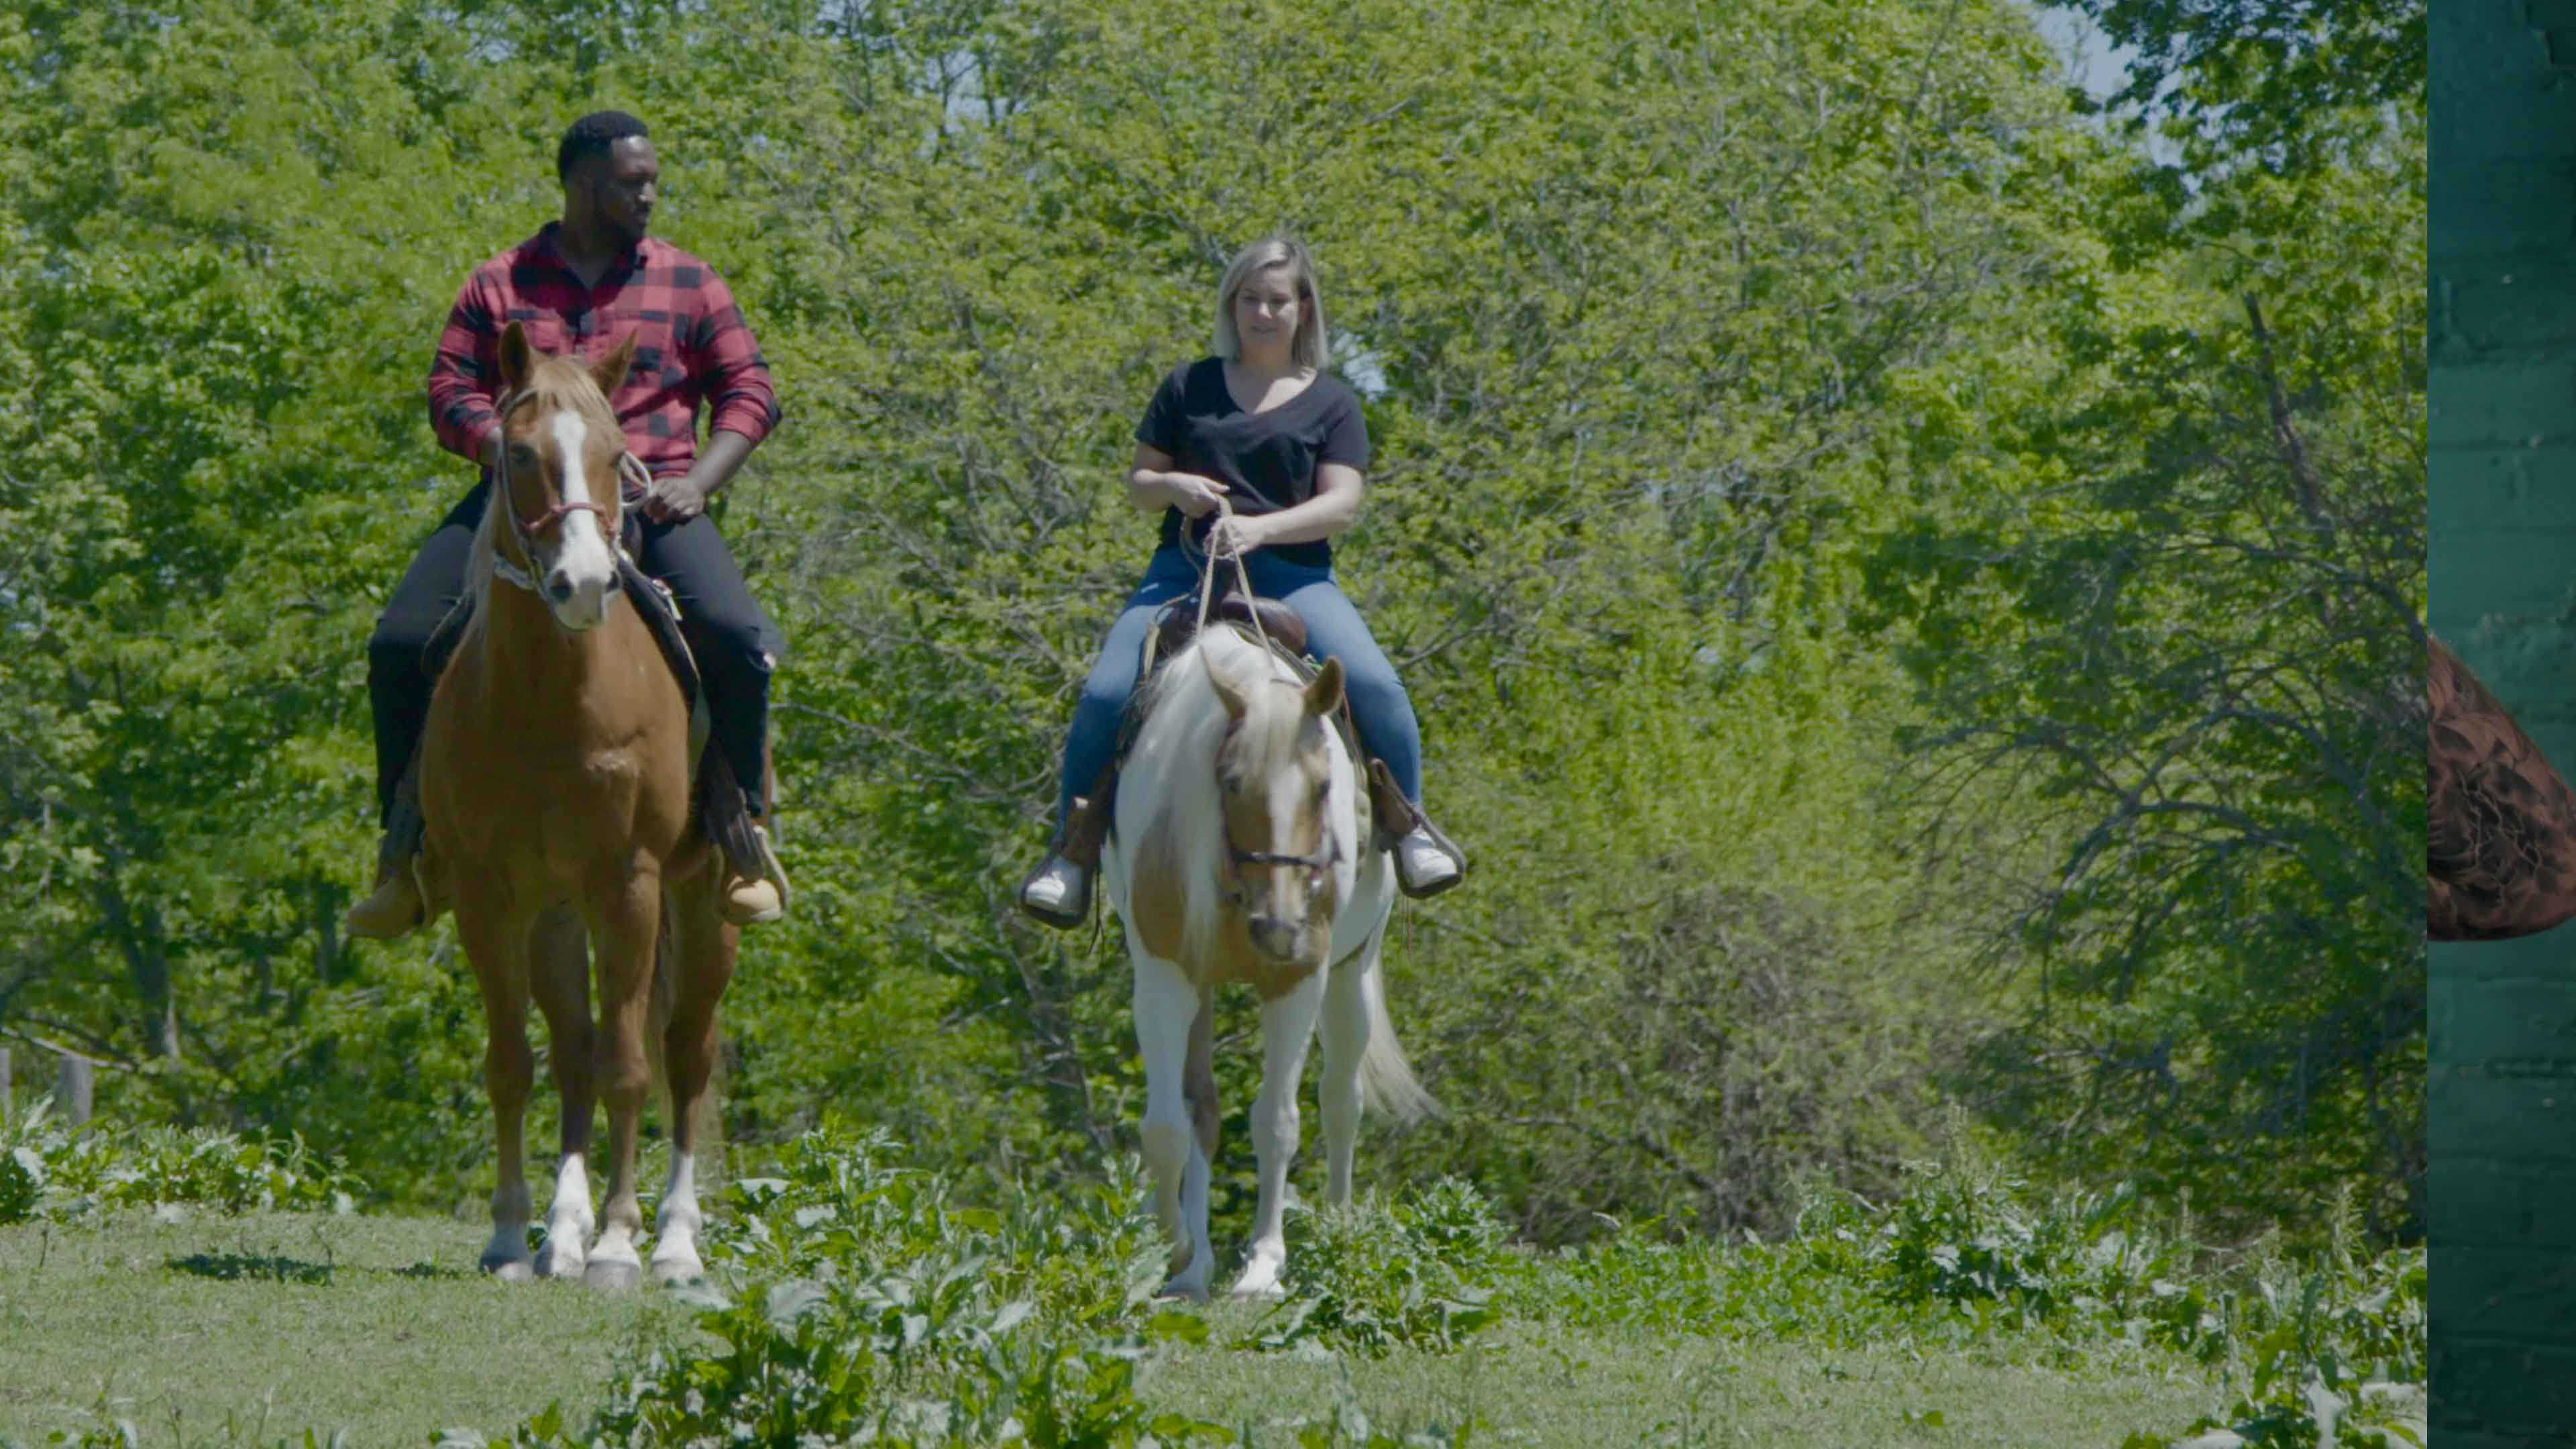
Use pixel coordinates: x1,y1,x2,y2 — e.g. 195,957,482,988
2433,3,2576,1442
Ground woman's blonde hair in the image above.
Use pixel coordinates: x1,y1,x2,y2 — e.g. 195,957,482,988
1212,236,1328,371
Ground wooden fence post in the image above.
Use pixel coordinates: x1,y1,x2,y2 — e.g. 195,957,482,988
55,1051,91,1128
0,1046,10,1125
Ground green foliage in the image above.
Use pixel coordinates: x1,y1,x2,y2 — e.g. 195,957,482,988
1246,1179,1506,1359
2047,0,2422,175
0,1103,361,1223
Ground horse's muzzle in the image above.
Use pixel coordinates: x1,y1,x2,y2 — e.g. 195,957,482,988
1246,913,1309,963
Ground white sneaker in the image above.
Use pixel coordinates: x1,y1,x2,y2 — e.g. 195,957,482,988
1393,830,1462,898
1018,855,1092,928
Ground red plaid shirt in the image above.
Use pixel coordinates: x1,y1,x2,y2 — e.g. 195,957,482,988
427,222,780,478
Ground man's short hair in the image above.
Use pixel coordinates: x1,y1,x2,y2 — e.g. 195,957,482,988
557,111,650,182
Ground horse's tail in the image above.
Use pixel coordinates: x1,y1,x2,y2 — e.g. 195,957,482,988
1352,921,1439,1124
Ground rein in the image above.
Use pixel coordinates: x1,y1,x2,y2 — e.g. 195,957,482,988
486,385,651,594
1186,500,1340,902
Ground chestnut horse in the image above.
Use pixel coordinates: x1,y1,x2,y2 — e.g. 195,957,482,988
1102,622,1436,1301
419,322,735,1289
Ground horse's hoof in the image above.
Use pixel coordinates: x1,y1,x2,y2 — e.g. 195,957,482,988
650,1256,705,1287
1230,1280,1288,1302
585,1257,643,1293
1157,1278,1211,1305
480,1254,534,1283
535,1248,585,1281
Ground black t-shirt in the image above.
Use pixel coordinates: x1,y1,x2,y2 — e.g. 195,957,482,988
1136,356,1371,569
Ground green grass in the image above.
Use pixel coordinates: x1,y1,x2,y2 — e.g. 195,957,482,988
0,1209,694,1446
1137,1305,2225,1447
0,1123,2426,1448
0,1209,2233,1448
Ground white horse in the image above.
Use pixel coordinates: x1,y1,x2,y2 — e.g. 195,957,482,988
1101,623,1436,1301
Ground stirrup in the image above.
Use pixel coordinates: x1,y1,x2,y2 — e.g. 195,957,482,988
1018,853,1093,930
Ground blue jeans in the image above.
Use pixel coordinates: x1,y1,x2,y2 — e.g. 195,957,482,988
1055,547,1426,828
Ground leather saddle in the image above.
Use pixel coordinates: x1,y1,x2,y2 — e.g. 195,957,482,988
1141,588,1308,678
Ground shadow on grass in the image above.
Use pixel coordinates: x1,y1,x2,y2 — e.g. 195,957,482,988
166,1251,335,1285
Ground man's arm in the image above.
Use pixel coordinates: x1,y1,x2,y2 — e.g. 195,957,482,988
647,271,780,521
427,272,503,468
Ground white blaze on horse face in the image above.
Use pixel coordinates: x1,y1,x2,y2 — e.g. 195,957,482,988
545,410,618,630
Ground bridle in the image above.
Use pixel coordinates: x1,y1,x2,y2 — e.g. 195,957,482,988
1218,768,1342,912
486,385,649,594
1219,706,1344,898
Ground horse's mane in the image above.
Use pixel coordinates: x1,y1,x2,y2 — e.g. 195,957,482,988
455,354,624,652
1130,626,1348,959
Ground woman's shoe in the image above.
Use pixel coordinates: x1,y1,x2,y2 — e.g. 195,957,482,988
1365,759,1468,900
1018,853,1093,928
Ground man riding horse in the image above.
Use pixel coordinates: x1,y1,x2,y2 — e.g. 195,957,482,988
346,110,788,938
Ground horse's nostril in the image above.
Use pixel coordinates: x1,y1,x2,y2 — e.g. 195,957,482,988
1249,915,1299,954
545,572,574,604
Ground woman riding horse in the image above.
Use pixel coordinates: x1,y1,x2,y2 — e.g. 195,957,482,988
1019,236,1466,926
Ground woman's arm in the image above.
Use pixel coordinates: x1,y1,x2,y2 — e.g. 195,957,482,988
1211,463,1364,556
1128,443,1230,516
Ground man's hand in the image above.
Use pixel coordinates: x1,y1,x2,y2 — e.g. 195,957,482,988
642,471,715,523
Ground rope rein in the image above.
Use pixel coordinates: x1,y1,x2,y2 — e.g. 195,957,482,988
1187,495,1273,657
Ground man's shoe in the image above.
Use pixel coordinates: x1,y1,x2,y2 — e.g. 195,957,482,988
345,866,427,940
722,873,785,926
1018,853,1093,929
721,824,788,926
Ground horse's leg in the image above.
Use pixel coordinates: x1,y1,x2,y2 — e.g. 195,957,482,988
1316,945,1373,1210
457,898,537,1281
1233,968,1326,1299
582,865,662,1292
1178,984,1216,1298
651,871,735,1285
527,906,597,1279
1132,945,1214,1301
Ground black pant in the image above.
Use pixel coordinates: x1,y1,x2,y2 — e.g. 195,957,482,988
366,480,784,825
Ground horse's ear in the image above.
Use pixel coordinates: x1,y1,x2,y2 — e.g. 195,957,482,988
591,331,637,397
498,321,533,390
1304,657,1344,718
1208,661,1250,721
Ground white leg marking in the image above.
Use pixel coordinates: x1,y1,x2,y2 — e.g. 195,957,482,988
1317,952,1373,1209
536,1152,595,1279
1132,950,1208,1300
649,1151,705,1283
1234,969,1326,1299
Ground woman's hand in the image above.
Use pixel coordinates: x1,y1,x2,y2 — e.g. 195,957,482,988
1152,471,1230,518
1207,511,1271,559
